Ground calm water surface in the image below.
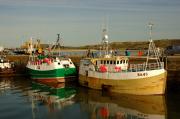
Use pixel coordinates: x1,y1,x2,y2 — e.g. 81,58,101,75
0,76,180,119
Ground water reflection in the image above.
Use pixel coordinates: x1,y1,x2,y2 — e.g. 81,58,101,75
0,77,12,94
76,88,166,119
0,77,169,119
28,81,76,119
0,77,77,119
29,81,76,105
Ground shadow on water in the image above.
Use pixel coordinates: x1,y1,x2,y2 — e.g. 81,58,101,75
0,75,180,119
167,70,180,92
166,70,180,119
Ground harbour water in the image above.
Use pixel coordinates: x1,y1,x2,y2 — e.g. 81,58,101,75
0,76,180,119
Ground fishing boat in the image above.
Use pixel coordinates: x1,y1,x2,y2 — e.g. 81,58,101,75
0,55,15,76
26,34,77,83
79,23,167,95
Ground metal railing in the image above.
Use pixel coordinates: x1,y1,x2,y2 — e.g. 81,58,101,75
129,62,164,72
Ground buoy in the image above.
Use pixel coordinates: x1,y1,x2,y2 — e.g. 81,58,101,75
47,60,51,65
44,58,50,63
99,65,107,72
99,107,109,118
116,112,125,119
138,51,143,56
115,66,121,72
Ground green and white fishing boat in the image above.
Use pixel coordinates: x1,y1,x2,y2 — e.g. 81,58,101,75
26,34,77,83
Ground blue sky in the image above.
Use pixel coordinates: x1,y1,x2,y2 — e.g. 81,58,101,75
0,0,180,47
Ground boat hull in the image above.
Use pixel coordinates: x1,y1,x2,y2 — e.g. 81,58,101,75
27,67,77,83
0,68,15,77
79,70,167,95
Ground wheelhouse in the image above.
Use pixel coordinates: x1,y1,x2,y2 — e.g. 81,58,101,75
91,57,129,72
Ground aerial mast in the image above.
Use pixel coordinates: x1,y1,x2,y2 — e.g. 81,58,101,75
102,28,109,56
149,22,153,41
51,34,62,56
52,34,62,50
145,23,161,70
56,33,61,50
101,16,109,57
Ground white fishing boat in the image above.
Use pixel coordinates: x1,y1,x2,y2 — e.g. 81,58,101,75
0,55,14,76
26,34,77,83
79,23,167,95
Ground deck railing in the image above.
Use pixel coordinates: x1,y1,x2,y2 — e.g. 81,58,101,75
129,62,164,72
93,62,165,73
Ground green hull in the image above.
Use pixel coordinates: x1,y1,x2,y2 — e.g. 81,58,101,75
27,67,77,80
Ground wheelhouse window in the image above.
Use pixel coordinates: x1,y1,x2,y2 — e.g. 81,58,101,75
125,60,128,64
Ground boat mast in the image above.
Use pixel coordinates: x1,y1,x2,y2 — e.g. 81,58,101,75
52,34,62,56
145,23,161,70
101,26,109,57
28,37,34,55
